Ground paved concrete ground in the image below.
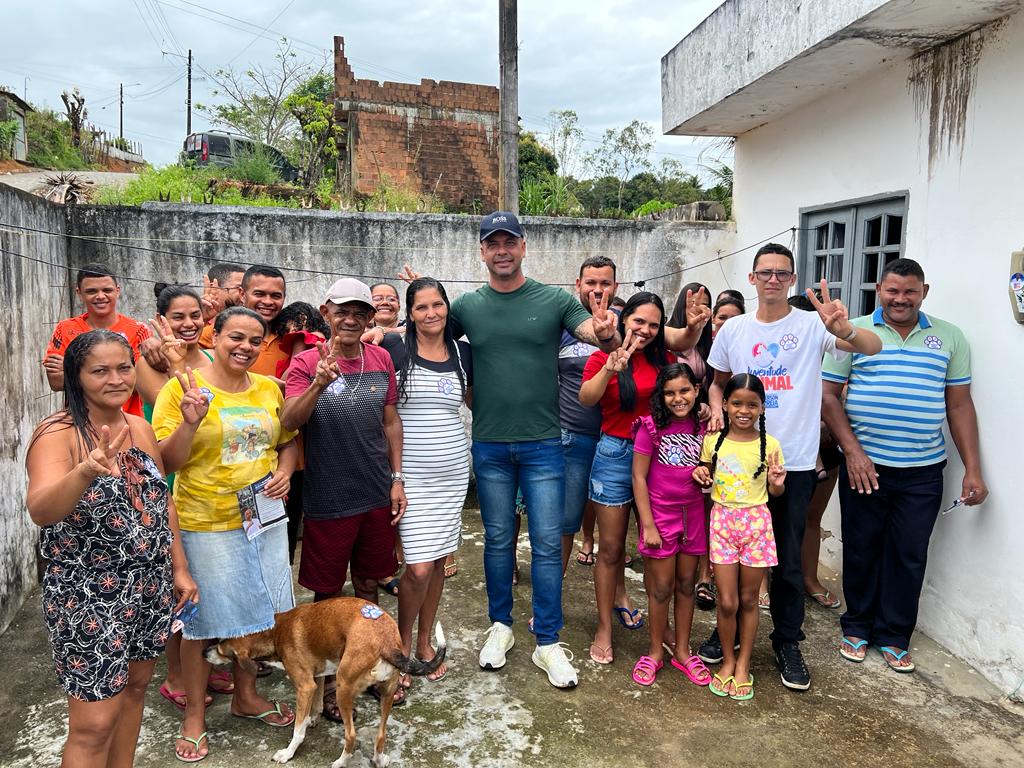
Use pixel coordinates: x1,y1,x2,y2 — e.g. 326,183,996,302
2,510,1022,768
0,170,138,194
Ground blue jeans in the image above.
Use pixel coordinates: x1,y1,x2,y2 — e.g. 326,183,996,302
472,438,565,645
561,429,598,535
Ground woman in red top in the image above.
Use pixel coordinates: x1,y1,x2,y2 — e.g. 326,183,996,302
579,292,672,664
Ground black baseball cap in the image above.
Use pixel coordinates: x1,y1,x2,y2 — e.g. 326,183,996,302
479,211,524,241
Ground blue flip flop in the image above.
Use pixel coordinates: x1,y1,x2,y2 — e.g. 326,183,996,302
839,636,868,663
614,605,644,630
878,646,916,673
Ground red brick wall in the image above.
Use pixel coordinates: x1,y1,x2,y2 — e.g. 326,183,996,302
333,36,499,212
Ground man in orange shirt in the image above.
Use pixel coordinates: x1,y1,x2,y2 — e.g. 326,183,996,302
201,264,289,380
44,264,154,416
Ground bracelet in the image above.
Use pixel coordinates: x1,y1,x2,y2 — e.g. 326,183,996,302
842,327,858,342
596,335,615,344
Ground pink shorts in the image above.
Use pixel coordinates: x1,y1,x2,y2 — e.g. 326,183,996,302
637,498,708,559
709,503,778,568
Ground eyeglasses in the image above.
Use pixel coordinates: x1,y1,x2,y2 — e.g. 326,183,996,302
372,296,399,305
753,269,794,282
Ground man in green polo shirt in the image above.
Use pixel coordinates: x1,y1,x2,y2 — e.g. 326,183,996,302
451,211,619,689
821,258,987,674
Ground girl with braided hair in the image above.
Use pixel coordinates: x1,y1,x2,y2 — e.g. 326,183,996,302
693,373,786,701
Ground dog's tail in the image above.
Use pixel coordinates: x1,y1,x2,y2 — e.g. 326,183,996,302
388,621,446,677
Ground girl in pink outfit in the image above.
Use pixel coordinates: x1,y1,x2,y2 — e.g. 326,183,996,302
630,363,713,688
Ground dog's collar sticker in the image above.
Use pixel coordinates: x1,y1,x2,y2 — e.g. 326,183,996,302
361,605,384,620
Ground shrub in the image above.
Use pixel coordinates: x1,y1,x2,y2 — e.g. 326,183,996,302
631,199,677,218
25,108,89,169
227,144,281,185
0,118,18,159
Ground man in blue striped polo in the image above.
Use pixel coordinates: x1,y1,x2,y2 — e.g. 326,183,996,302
821,257,987,673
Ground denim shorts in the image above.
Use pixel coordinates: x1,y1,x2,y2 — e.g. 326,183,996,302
180,524,294,640
588,433,635,507
561,429,598,534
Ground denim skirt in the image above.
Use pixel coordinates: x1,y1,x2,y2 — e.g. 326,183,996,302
588,433,635,507
179,523,294,640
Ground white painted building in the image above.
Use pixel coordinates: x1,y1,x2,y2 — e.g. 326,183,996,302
662,0,1024,693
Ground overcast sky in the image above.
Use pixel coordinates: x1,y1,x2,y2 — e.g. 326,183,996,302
2,0,726,170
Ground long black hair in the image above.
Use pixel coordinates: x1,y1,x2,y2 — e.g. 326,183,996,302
649,363,702,430
668,281,712,362
615,291,669,412
29,330,136,459
398,277,465,403
270,301,329,339
710,373,768,481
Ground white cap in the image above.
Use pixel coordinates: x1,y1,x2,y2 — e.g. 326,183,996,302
324,278,373,310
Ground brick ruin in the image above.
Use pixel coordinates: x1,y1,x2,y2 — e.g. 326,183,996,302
333,36,499,213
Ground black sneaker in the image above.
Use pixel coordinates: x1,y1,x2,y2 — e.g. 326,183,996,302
775,642,811,690
697,627,740,665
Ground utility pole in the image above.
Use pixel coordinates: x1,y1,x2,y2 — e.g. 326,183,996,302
119,83,124,139
186,49,193,135
498,0,519,213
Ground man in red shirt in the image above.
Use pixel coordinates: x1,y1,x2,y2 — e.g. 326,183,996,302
44,264,153,416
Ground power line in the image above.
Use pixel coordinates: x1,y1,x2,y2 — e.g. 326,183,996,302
132,0,165,53
227,0,298,66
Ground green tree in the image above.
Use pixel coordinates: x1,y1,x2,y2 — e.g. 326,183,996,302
575,175,622,218
701,159,733,218
196,38,311,147
544,109,584,179
284,71,343,193
585,120,654,214
518,131,558,184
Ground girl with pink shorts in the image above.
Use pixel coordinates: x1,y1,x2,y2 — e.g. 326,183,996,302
630,363,713,688
694,373,786,702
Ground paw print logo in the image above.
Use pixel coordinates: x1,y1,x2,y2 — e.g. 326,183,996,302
327,379,347,395
437,377,455,395
924,335,943,350
779,333,799,351
572,342,592,357
665,446,684,466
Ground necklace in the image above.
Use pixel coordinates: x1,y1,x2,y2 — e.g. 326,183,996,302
345,348,365,400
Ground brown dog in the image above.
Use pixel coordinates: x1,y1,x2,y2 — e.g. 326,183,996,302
204,596,446,767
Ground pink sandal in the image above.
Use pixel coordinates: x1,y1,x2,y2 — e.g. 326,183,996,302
631,655,663,686
671,654,712,686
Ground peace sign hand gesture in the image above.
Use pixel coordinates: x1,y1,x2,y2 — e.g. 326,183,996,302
81,424,130,480
591,289,617,344
806,280,854,340
150,315,187,367
685,287,712,329
603,329,640,373
313,341,341,388
397,264,420,284
176,367,210,425
201,275,221,322
766,450,787,490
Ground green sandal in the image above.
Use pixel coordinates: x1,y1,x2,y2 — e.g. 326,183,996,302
174,731,208,763
730,673,754,701
232,700,296,727
710,673,734,697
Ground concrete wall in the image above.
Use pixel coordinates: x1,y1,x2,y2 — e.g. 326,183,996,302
65,205,736,322
708,12,1024,692
0,185,69,632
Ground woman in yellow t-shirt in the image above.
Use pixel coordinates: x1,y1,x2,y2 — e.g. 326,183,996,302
153,307,297,762
695,373,786,703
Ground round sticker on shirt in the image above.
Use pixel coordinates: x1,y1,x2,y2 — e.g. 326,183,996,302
327,378,347,395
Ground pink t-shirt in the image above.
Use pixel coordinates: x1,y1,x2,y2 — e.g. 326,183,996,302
633,414,705,514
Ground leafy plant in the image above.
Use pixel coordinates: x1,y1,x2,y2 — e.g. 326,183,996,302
284,72,342,193
0,118,18,159
519,179,547,215
25,107,90,169
227,143,282,185
631,199,677,218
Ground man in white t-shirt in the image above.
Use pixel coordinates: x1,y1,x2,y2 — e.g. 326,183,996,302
702,242,882,691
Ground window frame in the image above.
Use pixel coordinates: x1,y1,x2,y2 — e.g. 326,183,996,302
799,192,909,317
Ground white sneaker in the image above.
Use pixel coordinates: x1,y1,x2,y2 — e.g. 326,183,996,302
532,642,578,688
479,622,515,669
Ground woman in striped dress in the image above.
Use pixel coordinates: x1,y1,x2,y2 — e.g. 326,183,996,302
383,277,471,687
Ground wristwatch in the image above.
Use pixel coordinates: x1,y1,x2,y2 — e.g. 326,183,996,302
391,471,406,484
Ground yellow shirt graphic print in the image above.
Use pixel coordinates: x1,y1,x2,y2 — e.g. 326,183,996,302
220,407,274,465
700,432,784,507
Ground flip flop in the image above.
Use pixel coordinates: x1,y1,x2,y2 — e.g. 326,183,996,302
808,590,841,609
631,655,663,686
758,592,771,611
444,559,458,578
174,731,208,763
613,605,644,630
695,582,716,611
321,687,346,723
671,655,712,686
232,700,295,727
417,655,447,682
589,642,613,665
839,636,868,663
369,683,408,706
878,646,916,673
710,673,734,697
575,549,595,566
206,669,235,695
255,660,273,678
730,673,755,701
379,578,400,596
159,683,212,711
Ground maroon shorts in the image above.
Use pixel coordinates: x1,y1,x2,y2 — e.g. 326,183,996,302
298,507,398,594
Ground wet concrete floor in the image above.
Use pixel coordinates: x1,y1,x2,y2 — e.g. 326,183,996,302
2,510,1022,768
